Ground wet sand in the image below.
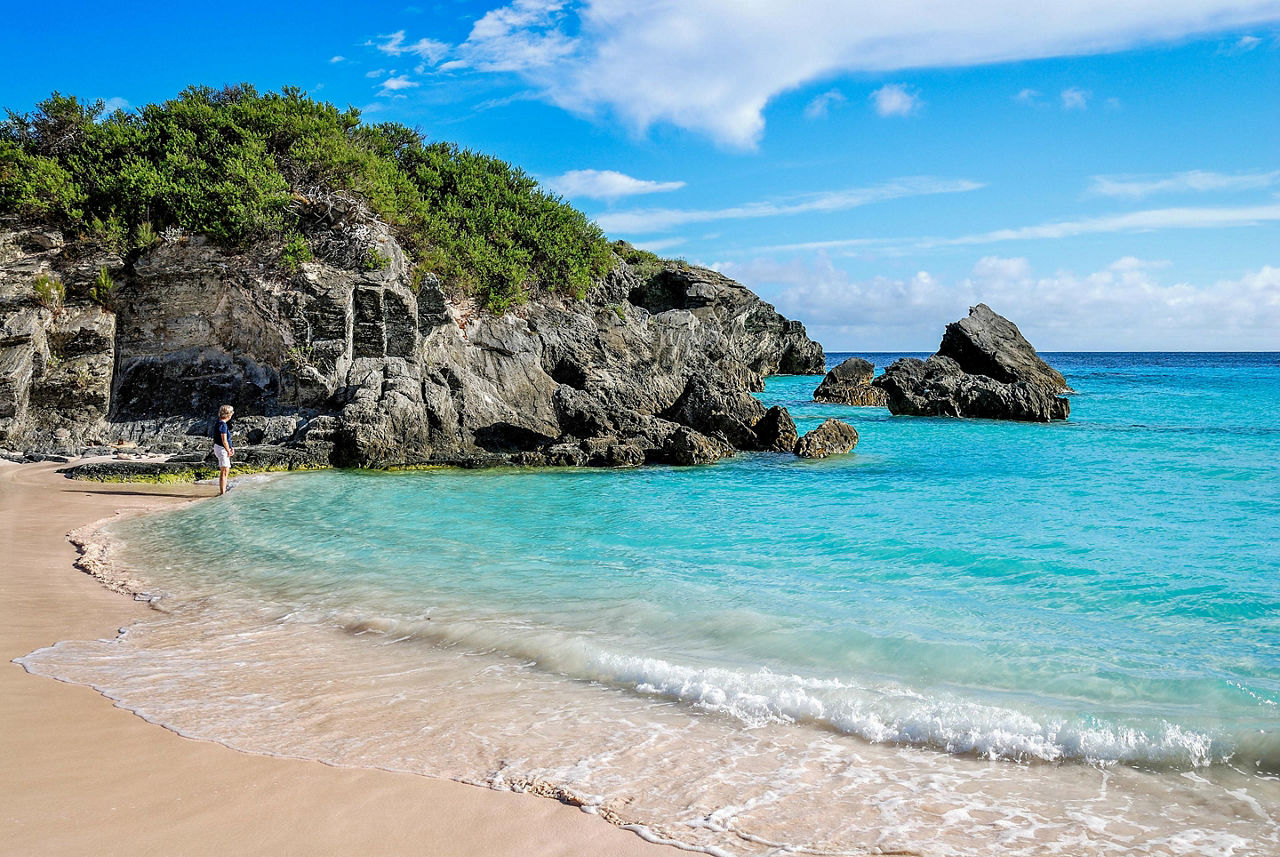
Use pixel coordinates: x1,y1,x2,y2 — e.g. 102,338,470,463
0,460,682,857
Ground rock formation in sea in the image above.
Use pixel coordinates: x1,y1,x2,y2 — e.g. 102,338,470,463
0,221,824,469
812,356,888,407
794,418,859,459
873,304,1070,421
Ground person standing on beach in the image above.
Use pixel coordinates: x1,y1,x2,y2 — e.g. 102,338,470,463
213,404,234,495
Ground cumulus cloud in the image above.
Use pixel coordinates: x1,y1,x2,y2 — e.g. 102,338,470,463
1061,87,1090,109
804,89,846,119
714,255,1280,350
870,83,921,117
330,55,346,63
546,169,685,199
595,176,983,234
1088,169,1280,198
427,0,1280,146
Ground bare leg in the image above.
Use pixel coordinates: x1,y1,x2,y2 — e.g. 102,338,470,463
219,467,229,495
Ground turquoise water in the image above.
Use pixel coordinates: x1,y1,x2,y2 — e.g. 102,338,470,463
91,352,1280,772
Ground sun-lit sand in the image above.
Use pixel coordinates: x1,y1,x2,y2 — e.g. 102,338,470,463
0,459,681,857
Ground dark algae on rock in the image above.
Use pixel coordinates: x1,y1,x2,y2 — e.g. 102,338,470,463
0,87,824,473
874,304,1070,422
813,356,888,407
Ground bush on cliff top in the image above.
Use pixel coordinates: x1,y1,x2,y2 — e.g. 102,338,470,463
0,86,613,311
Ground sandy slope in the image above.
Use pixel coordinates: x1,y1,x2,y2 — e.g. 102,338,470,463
0,460,682,857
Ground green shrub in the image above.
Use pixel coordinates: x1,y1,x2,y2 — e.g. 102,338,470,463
90,266,116,306
361,249,390,271
279,232,312,273
86,213,127,251
132,220,158,250
1,86,615,313
32,272,65,313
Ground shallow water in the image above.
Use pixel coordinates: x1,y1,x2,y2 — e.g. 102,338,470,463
20,352,1280,855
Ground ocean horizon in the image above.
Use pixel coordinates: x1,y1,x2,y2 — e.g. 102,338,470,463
20,351,1280,856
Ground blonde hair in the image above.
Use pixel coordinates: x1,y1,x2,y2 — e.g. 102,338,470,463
218,404,234,419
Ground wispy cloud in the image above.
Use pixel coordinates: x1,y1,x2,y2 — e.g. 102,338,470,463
366,68,388,78
1014,88,1042,104
1223,33,1264,52
101,97,130,115
870,84,921,117
596,177,984,235
754,203,1280,253
378,75,419,96
1088,169,1280,198
804,89,846,119
715,255,1280,350
330,55,346,63
932,204,1280,246
411,0,1280,147
1061,87,1090,110
546,169,685,200
375,30,450,64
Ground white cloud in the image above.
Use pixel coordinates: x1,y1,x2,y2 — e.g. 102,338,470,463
546,169,685,199
366,68,388,78
715,255,1280,350
1088,169,1280,198
633,236,687,253
596,176,984,234
804,89,846,119
1061,87,1090,109
378,75,419,95
375,29,450,64
871,83,921,117
1015,88,1042,103
930,203,1280,246
1231,33,1264,50
330,55,346,63
430,0,1280,147
101,97,130,115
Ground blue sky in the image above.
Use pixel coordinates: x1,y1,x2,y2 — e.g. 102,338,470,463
3,1,1278,350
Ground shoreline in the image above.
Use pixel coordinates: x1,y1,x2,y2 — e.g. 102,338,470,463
0,459,683,857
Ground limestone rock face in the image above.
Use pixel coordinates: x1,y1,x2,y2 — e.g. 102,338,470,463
0,219,825,468
794,418,859,459
813,356,888,407
874,305,1069,422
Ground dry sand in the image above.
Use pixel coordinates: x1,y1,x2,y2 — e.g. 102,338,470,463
0,460,684,857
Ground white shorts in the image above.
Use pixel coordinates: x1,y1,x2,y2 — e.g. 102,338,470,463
213,446,231,469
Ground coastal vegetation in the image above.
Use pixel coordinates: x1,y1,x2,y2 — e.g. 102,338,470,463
0,85,613,311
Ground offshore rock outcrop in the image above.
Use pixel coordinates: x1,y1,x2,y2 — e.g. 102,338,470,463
0,218,824,470
873,304,1069,422
794,418,859,459
813,356,888,407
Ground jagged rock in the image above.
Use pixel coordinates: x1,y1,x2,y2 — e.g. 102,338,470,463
939,303,1068,393
794,419,859,459
874,305,1069,422
813,357,888,407
1,221,824,469
755,405,798,452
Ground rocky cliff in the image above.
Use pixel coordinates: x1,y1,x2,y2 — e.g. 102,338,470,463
0,218,824,470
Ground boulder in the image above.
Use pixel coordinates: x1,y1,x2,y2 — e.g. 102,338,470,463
754,405,798,453
813,356,888,407
794,419,859,459
874,305,1070,422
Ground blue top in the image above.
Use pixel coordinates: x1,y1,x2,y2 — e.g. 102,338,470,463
214,419,230,448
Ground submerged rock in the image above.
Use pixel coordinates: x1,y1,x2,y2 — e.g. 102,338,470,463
813,356,888,407
874,305,1069,422
794,419,859,459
